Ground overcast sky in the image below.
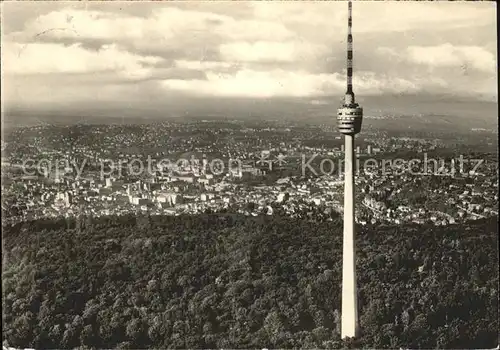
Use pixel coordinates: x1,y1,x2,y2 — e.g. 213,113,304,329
1,1,497,116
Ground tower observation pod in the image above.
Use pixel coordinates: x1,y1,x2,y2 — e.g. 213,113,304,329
337,1,363,136
337,0,362,340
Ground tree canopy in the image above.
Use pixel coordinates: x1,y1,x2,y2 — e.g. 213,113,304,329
2,213,498,349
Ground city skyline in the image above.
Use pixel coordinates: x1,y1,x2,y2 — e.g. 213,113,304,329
1,1,497,119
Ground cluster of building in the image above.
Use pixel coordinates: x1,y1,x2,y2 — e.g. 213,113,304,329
1,121,497,226
353,158,498,226
3,155,498,227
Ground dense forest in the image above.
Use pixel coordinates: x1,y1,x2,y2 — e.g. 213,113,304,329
2,213,498,349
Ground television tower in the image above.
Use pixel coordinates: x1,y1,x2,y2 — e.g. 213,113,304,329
337,0,363,339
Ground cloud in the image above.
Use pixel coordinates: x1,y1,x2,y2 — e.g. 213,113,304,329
175,60,236,71
160,69,447,98
1,1,497,112
15,8,218,41
219,41,327,63
406,44,496,73
251,1,495,34
2,41,163,78
11,6,292,49
377,44,496,73
357,2,495,33
160,69,331,98
214,18,293,41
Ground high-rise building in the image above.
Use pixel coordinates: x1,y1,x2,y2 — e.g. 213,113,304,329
54,192,72,208
105,178,113,188
336,0,363,339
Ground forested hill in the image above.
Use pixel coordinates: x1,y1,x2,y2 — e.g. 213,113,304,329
2,214,498,349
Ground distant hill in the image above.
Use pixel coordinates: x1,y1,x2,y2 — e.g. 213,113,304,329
3,94,497,132
2,214,498,349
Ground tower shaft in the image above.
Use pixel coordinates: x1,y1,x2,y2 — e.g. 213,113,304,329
341,134,359,339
